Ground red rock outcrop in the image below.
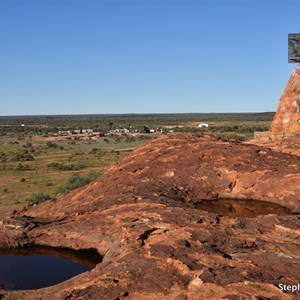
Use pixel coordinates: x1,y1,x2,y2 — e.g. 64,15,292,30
0,134,300,299
270,65,300,132
252,131,300,156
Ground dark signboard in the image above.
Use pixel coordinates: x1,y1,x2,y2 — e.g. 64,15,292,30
288,34,300,63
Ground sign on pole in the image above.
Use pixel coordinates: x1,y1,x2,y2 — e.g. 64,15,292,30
288,34,300,63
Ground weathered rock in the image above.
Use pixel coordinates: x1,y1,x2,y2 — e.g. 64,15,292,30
252,131,300,156
0,134,299,299
253,65,300,153
270,65,300,132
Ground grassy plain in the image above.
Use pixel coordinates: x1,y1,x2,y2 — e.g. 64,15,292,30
0,113,274,218
0,134,150,218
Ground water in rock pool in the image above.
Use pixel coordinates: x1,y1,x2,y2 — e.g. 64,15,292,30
194,198,296,218
0,246,102,290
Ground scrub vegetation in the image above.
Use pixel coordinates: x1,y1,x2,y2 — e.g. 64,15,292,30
0,113,273,217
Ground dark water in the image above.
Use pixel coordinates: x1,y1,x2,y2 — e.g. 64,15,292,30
194,198,297,218
0,246,102,290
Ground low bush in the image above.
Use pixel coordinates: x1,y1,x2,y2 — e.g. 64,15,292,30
217,133,246,141
57,171,100,194
11,152,34,162
0,152,7,163
16,163,31,170
47,162,85,171
46,141,59,148
27,192,53,205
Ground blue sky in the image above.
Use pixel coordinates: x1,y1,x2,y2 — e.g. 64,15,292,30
0,0,298,115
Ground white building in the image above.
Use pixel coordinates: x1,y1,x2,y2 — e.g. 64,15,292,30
198,123,209,128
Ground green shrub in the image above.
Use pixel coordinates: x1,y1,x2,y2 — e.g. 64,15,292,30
47,162,85,171
139,125,150,133
11,151,34,162
16,163,31,170
0,152,7,163
57,171,100,194
46,141,59,148
23,142,32,148
218,133,246,141
27,192,53,205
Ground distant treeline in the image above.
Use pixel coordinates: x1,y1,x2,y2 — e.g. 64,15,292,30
0,112,275,129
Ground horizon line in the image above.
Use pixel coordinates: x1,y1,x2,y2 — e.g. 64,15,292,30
0,112,276,118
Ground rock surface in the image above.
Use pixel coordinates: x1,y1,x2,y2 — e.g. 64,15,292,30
0,134,300,299
270,65,300,132
252,131,300,156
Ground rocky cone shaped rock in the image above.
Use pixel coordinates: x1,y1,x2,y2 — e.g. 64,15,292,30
270,64,300,132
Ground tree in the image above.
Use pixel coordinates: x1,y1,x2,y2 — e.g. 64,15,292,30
140,126,150,133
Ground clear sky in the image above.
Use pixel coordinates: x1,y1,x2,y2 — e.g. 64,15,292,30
0,0,298,116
